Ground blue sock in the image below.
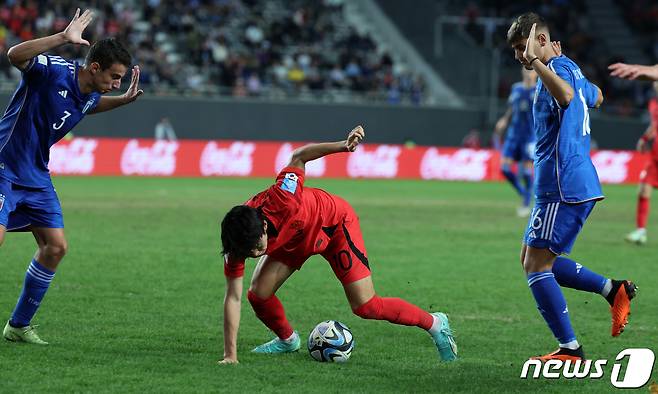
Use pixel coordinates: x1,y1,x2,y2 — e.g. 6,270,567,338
9,260,55,328
521,167,533,207
552,257,608,294
502,164,524,197
527,271,576,345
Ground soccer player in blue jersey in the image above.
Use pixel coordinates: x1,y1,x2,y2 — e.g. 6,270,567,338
0,9,143,344
495,67,538,217
507,13,637,361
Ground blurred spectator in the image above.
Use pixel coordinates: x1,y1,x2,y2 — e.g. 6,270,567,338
154,117,177,141
462,129,481,149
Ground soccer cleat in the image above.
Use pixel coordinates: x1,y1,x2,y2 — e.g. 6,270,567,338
3,321,48,345
531,346,584,361
608,280,638,337
625,229,647,245
430,312,458,362
517,206,531,218
252,331,300,354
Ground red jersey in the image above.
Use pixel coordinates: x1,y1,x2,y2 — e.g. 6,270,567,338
224,166,350,277
649,98,658,160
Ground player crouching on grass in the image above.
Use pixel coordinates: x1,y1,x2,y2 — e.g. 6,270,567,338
507,13,637,361
218,126,457,364
1,9,143,344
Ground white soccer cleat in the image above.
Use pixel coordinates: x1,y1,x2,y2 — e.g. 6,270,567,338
625,229,647,245
517,206,531,218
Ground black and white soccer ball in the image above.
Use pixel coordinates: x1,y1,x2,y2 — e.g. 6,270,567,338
307,320,354,363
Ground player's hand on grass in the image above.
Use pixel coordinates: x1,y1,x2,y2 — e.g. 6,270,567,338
346,125,365,152
551,41,562,57
522,23,538,65
217,357,239,365
122,65,144,103
609,63,658,81
63,8,93,46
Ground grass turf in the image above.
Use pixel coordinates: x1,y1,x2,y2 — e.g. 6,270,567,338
0,176,656,393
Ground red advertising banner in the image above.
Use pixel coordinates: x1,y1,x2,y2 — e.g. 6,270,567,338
48,137,650,184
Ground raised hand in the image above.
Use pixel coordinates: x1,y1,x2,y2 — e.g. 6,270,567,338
346,125,365,152
551,41,562,57
523,23,538,64
122,65,144,102
608,63,658,81
63,8,93,46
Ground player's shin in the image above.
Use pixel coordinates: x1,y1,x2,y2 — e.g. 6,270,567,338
9,260,55,327
527,271,579,349
352,295,433,330
637,196,650,229
247,290,294,339
552,256,610,295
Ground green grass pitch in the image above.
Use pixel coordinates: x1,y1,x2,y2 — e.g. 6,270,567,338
1,176,656,393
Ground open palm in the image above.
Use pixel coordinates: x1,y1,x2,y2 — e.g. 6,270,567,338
63,8,93,46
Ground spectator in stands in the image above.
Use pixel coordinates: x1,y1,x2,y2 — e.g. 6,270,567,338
154,117,177,141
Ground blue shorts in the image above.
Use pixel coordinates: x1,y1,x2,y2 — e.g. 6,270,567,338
0,178,64,231
523,201,596,255
502,139,535,162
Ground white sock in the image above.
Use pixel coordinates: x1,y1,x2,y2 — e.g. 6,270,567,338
428,314,441,335
559,340,580,350
283,331,297,342
600,279,613,298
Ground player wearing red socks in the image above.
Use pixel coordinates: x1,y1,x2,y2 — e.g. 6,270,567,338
217,126,457,364
626,82,658,245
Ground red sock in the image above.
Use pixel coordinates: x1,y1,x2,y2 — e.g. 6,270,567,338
637,196,650,229
247,290,293,339
353,295,433,330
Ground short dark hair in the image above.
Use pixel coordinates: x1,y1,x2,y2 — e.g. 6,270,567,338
85,38,131,70
507,12,548,45
220,205,265,258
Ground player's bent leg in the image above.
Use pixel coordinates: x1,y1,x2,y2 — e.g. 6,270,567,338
346,276,457,361
248,256,299,354
32,227,68,270
524,246,583,360
501,157,525,197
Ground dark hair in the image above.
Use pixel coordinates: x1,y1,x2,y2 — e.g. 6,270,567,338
220,205,265,258
507,12,548,45
85,38,132,70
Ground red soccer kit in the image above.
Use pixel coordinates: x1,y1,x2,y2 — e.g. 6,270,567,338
224,166,371,284
640,98,658,187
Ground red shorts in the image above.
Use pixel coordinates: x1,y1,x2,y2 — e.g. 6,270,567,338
640,160,658,188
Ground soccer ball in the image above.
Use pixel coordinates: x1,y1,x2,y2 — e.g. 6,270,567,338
307,320,354,363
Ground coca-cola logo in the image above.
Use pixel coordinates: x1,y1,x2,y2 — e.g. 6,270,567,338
200,141,255,176
347,145,401,178
591,151,632,184
275,143,326,177
120,139,178,176
49,138,98,174
420,148,491,181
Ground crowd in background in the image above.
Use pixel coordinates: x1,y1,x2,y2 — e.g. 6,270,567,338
0,0,426,105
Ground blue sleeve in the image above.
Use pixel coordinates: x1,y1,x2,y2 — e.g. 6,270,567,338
547,60,576,108
22,54,50,86
582,80,599,108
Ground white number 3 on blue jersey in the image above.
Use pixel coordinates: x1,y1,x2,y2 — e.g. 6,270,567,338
53,110,71,131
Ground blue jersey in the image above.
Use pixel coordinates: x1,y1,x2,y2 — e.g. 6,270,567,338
506,82,535,142
0,54,101,188
533,55,602,203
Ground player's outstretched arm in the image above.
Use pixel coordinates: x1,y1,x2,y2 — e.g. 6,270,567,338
90,66,144,114
219,275,243,365
524,23,573,107
287,125,365,170
609,63,658,81
494,107,512,136
7,8,93,70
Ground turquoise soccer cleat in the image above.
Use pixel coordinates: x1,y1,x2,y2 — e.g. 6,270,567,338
430,312,457,362
252,331,300,354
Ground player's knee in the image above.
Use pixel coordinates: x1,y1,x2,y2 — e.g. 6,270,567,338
247,289,268,307
352,295,383,320
43,241,68,260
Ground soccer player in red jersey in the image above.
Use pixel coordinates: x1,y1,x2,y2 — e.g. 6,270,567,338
625,82,658,245
217,126,457,364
